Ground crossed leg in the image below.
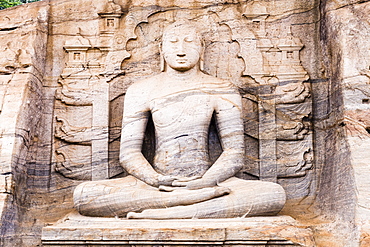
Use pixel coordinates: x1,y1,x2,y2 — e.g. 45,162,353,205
127,177,286,219
73,175,231,217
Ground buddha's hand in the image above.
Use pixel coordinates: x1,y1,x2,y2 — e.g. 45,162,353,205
158,175,200,186
157,175,180,186
158,176,201,192
172,178,216,190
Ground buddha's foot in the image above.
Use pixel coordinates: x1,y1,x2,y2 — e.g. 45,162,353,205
213,186,231,196
127,211,143,219
162,185,230,206
127,186,230,219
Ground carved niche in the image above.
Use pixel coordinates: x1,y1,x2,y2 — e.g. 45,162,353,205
54,28,110,180
52,0,314,201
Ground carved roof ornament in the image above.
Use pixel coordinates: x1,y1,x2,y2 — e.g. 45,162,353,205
252,25,308,85
63,31,91,62
277,27,303,51
242,0,269,38
276,27,308,82
98,0,123,37
242,0,269,19
98,0,122,16
64,35,91,49
257,38,273,52
62,31,92,78
97,0,125,63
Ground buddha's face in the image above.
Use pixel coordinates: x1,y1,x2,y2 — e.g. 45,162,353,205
162,25,202,72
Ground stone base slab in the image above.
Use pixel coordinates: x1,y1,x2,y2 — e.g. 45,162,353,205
41,213,315,246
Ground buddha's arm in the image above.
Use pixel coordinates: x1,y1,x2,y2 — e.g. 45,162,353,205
178,90,245,189
119,84,163,187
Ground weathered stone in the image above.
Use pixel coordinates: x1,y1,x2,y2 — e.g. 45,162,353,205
42,212,315,247
72,21,286,220
0,0,369,246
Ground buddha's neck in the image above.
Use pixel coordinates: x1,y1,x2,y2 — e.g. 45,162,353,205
165,66,200,82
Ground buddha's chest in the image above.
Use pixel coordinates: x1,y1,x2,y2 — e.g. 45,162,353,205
150,92,214,130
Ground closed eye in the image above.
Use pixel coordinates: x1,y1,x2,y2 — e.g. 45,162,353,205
184,36,193,42
170,37,179,43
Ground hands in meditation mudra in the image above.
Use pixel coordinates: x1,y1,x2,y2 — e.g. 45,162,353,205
73,22,286,219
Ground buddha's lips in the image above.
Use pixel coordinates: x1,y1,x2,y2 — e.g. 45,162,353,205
176,59,187,63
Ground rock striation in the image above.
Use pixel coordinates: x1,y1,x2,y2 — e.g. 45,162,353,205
0,0,369,246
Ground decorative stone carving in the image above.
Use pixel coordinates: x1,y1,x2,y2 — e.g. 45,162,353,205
98,0,125,71
54,115,108,179
98,0,123,37
55,80,93,106
55,116,106,145
53,31,110,180
276,119,309,141
242,0,269,38
230,1,313,191
0,43,32,74
55,149,92,180
102,7,160,76
61,33,92,78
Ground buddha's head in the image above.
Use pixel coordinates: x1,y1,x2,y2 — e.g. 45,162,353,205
161,22,204,72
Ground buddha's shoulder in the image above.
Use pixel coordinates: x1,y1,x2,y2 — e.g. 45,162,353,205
127,74,163,94
200,73,237,91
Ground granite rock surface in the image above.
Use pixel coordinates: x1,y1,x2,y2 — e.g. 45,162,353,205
0,0,369,246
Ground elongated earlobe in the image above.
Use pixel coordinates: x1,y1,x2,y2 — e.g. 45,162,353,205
160,54,165,72
199,56,204,71
199,43,205,72
159,43,166,72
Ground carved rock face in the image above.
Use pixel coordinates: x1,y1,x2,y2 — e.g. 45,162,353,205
162,24,202,72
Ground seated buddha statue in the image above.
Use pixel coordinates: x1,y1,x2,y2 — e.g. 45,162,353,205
73,22,286,219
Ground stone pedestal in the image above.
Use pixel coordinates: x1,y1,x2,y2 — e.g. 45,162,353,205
41,213,315,246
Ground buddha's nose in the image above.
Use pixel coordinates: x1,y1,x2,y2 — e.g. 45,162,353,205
177,42,186,56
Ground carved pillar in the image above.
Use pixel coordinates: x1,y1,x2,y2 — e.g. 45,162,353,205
53,0,126,181
240,3,313,193
54,34,112,180
258,93,278,182
91,76,109,180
